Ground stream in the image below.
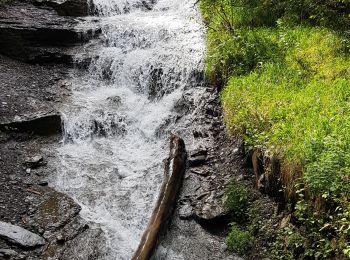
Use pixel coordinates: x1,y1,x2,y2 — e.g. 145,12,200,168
52,0,205,258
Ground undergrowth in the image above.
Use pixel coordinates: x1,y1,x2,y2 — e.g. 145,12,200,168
226,224,253,255
200,0,350,258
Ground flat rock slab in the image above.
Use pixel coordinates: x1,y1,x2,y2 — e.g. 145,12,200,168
34,0,90,17
0,2,101,61
0,112,62,135
0,55,68,123
0,221,45,248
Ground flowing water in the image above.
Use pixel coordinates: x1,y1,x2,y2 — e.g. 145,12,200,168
53,0,205,259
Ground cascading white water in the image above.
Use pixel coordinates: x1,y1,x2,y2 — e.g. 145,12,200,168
54,0,205,258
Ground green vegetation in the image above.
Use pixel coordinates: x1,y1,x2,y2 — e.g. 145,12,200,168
200,0,350,258
224,179,249,220
226,224,253,255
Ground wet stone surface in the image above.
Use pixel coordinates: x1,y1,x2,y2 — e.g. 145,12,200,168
0,0,104,258
0,221,45,248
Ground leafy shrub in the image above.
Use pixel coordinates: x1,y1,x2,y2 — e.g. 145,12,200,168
221,27,350,197
272,226,306,260
206,28,283,84
224,179,249,220
201,0,350,258
226,224,253,255
201,0,350,30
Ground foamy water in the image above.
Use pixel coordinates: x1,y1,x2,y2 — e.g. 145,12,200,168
53,0,205,258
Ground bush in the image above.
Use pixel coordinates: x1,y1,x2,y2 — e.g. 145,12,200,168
221,27,350,197
226,224,253,255
201,0,350,30
201,0,350,258
205,28,283,84
271,226,307,260
224,179,249,220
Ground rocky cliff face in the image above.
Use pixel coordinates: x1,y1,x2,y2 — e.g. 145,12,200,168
0,0,100,63
0,1,104,259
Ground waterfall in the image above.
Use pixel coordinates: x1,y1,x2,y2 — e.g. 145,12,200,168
53,0,205,258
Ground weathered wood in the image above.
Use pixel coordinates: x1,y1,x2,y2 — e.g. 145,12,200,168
132,134,187,260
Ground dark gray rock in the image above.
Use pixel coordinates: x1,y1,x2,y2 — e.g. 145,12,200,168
0,3,101,62
178,204,193,220
193,191,228,221
35,0,91,17
189,155,207,167
0,221,45,247
190,168,210,176
107,96,122,107
0,248,18,257
0,112,62,135
190,148,208,157
25,155,44,168
38,180,49,186
60,228,103,260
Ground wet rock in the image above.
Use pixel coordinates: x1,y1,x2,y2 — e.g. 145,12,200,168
189,155,207,167
0,221,45,247
38,181,49,186
0,248,18,257
34,191,81,231
190,148,207,157
60,228,103,260
61,218,89,242
178,204,193,220
193,191,228,222
205,104,219,117
0,112,62,135
173,95,190,115
24,155,45,168
0,3,101,62
148,67,164,100
192,129,208,138
141,0,153,11
65,110,126,140
107,95,122,107
34,0,90,17
190,167,210,177
56,234,65,244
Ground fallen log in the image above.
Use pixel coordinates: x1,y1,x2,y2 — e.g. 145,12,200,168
132,134,187,260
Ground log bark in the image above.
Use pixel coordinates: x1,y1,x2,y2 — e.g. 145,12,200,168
132,134,187,260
